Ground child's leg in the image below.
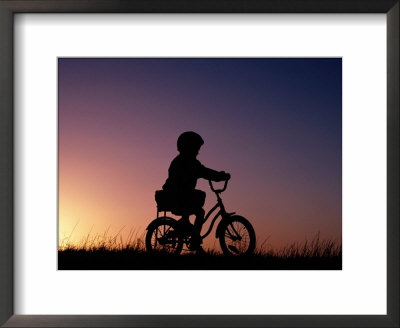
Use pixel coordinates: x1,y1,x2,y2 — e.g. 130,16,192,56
192,190,206,236
177,215,193,232
193,208,205,234
185,189,206,250
191,208,205,248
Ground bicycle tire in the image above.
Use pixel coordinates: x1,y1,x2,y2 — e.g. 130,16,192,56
145,218,183,255
219,215,256,256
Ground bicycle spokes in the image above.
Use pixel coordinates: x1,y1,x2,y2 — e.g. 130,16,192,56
226,223,242,241
223,220,251,254
150,224,178,252
228,245,240,254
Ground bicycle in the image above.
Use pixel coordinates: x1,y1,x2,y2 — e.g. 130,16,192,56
145,179,256,256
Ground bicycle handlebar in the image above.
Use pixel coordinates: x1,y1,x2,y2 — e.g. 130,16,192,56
209,178,229,193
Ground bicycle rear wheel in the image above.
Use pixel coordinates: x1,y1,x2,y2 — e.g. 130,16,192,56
219,215,256,256
146,218,183,255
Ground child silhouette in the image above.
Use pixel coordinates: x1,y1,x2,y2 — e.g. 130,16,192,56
162,131,230,253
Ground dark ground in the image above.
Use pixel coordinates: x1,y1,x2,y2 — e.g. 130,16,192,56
58,249,342,270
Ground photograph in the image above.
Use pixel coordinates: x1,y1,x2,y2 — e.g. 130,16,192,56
57,58,342,270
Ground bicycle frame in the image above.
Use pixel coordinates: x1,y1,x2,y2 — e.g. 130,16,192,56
150,180,233,241
200,180,233,240
146,178,256,256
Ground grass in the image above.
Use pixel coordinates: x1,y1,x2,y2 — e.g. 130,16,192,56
58,227,341,270
59,224,146,252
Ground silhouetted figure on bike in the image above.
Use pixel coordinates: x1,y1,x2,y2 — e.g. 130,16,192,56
162,131,230,253
147,134,255,256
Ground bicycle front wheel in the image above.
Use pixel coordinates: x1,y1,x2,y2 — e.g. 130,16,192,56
146,218,183,255
219,215,256,256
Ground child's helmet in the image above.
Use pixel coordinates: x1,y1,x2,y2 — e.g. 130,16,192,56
177,131,204,153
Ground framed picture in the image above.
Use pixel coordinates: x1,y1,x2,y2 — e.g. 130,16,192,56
0,0,398,327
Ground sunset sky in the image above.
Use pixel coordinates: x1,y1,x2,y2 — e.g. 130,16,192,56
58,58,342,251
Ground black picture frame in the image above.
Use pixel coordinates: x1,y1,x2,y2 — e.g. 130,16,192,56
0,1,398,327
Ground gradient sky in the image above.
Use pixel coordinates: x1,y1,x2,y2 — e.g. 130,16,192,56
58,58,342,251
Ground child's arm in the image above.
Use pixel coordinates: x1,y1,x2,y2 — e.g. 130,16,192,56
199,164,230,182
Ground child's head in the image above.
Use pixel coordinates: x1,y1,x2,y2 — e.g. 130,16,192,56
177,131,204,157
